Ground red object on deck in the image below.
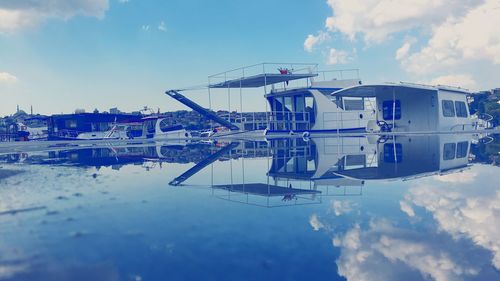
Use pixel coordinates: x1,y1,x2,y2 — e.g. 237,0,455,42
279,68,289,75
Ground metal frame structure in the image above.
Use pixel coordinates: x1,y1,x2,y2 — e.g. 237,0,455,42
205,63,362,133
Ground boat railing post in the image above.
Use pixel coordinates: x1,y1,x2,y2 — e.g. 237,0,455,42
336,97,340,135
239,76,243,130
253,112,256,130
264,64,269,130
208,77,213,129
392,87,396,131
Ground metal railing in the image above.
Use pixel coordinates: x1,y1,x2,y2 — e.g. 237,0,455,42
316,69,360,81
267,111,311,131
215,109,373,132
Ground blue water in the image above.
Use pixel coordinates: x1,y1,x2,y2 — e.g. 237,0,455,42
0,135,499,281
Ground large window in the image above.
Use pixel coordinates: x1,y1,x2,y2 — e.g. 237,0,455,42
443,143,456,160
344,98,365,111
442,100,455,117
456,141,469,158
454,101,468,118
382,100,401,120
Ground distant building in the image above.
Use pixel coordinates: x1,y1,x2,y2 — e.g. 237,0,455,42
110,107,121,114
47,113,143,140
491,88,500,97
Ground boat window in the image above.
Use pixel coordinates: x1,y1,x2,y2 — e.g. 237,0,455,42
159,119,183,133
345,155,366,168
344,98,364,111
443,143,456,160
284,97,293,112
456,141,468,158
382,100,401,120
331,98,343,109
383,143,402,163
305,97,315,123
442,100,455,117
454,101,468,118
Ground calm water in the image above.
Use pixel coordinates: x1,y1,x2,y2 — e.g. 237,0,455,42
0,135,499,281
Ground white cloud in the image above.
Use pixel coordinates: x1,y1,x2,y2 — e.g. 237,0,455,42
327,48,350,65
399,200,415,217
401,0,500,76
309,214,325,231
158,21,167,32
308,0,500,87
430,74,477,90
324,0,481,43
331,200,354,216
0,264,28,280
118,0,129,3
304,31,329,52
395,37,416,61
141,25,150,31
0,72,17,83
403,166,500,270
0,0,109,33
334,220,485,281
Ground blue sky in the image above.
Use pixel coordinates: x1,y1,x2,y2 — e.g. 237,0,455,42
1,0,499,116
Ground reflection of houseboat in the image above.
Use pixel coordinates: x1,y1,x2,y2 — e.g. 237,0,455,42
268,137,374,189
333,134,472,180
168,133,479,204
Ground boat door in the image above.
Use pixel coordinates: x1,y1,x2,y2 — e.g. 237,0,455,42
380,99,401,131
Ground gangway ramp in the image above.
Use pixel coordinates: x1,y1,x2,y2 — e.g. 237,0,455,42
165,90,240,131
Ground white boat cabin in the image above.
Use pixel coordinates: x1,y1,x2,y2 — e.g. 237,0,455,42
265,79,376,133
332,83,476,132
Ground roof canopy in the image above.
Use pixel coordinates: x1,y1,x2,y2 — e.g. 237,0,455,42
331,83,469,98
209,73,317,88
332,84,436,98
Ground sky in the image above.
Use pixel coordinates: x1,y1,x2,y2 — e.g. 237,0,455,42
1,0,499,116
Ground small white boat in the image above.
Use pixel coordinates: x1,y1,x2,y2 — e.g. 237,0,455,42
140,116,191,140
76,117,191,141
17,122,48,141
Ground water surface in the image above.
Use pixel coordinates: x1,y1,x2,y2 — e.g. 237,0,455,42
0,135,499,281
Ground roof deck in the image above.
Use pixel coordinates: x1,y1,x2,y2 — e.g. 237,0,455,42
212,183,320,196
209,73,317,88
207,62,360,91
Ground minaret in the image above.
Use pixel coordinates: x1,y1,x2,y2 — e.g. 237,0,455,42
30,105,33,115
16,105,19,113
